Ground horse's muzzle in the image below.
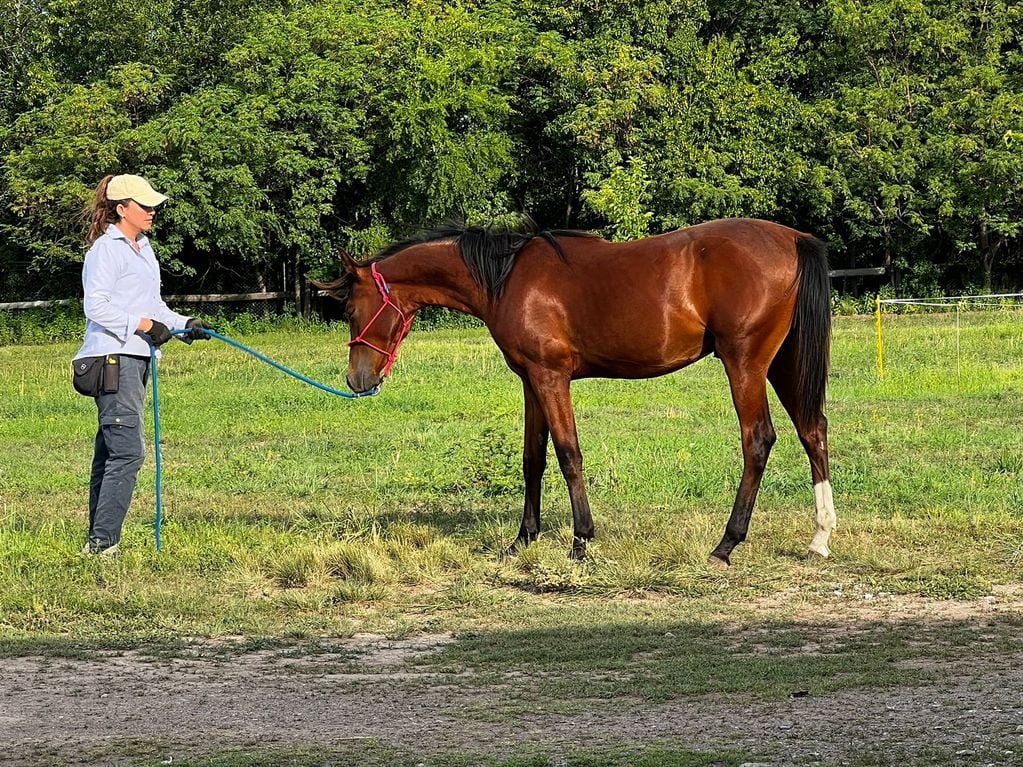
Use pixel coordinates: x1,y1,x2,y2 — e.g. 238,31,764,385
347,371,383,395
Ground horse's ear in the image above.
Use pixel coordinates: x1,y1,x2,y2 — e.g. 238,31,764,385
311,248,360,298
339,248,360,273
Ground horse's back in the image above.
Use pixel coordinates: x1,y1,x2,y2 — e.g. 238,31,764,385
550,218,807,271
551,218,806,314
495,218,811,378
678,217,810,245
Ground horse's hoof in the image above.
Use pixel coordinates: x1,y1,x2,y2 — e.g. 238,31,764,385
569,539,587,560
707,554,730,570
502,538,527,559
807,545,831,560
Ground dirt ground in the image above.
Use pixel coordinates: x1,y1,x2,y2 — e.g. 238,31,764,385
3,590,1023,767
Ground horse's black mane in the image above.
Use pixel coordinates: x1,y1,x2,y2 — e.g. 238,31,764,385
370,221,600,297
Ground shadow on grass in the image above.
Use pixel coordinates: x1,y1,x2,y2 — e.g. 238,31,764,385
61,742,751,767
34,733,1022,767
5,611,1021,702
370,503,509,538
416,612,1023,708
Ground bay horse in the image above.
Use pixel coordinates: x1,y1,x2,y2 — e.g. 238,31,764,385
314,218,835,567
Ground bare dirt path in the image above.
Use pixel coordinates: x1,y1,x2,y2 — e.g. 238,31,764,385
3,593,1023,766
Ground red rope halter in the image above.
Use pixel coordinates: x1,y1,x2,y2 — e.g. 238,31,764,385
347,263,415,377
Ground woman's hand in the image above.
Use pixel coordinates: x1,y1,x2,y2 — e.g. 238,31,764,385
136,319,172,346
184,317,214,341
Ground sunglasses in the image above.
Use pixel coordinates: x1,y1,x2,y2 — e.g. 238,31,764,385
119,199,156,213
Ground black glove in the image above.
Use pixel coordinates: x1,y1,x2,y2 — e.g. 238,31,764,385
137,320,172,347
184,317,213,341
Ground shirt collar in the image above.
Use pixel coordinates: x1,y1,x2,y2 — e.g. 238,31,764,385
105,223,149,248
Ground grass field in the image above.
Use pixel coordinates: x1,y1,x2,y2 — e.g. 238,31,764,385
0,311,1021,766
0,312,1021,640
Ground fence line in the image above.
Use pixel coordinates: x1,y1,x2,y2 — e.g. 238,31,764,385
0,299,76,310
880,292,1023,305
0,291,289,311
875,292,1023,378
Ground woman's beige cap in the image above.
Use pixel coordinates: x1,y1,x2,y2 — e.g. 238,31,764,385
106,174,168,206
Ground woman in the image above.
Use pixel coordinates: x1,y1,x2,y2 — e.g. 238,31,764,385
73,174,211,556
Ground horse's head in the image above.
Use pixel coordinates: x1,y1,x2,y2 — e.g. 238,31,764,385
313,251,414,394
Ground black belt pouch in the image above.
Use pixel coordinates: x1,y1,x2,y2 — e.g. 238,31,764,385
72,355,120,396
72,357,102,396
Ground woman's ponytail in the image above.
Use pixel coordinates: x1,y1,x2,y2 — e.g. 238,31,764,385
86,175,119,246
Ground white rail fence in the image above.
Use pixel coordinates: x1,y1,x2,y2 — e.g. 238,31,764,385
0,292,289,311
874,291,1023,377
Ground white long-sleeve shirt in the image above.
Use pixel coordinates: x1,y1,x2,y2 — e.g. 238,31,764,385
73,224,191,361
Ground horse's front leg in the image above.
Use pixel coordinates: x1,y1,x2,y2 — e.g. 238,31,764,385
508,379,550,555
527,368,594,559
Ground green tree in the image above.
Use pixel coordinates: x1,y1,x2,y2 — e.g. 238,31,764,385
2,0,1021,301
512,0,686,231
2,0,524,302
0,0,58,298
925,1,1023,291
809,0,949,288
2,65,168,295
643,29,810,231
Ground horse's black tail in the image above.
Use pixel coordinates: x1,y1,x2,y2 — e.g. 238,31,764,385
793,236,831,431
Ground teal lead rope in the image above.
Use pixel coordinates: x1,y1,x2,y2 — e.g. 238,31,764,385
148,328,378,551
150,340,164,551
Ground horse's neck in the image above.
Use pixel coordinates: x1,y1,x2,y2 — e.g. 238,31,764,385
388,243,487,318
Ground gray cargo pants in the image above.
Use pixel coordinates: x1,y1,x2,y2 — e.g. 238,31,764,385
87,354,150,550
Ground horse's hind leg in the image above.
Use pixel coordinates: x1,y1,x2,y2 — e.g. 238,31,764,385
508,379,549,554
709,361,776,568
768,340,835,558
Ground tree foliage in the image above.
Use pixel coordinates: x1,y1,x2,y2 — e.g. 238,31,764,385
1,0,1021,301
